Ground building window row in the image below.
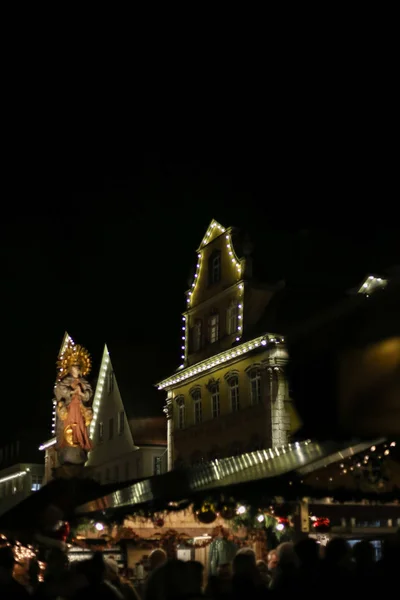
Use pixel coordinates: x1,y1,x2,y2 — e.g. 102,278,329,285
98,410,125,443
190,301,240,352
176,369,262,428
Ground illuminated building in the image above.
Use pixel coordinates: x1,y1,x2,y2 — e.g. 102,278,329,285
0,438,44,517
157,219,301,470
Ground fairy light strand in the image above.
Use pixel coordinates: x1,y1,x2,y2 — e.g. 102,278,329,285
89,345,110,439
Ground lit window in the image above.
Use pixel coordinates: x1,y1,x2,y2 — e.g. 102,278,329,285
229,377,240,412
153,456,162,476
208,251,221,285
208,313,219,344
118,411,124,435
192,320,202,352
249,369,262,404
211,385,220,419
31,474,42,492
98,422,104,443
227,303,238,335
176,397,185,430
192,390,202,424
109,418,114,440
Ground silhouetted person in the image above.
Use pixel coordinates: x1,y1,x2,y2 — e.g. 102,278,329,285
320,537,353,594
269,542,299,596
295,538,320,597
232,548,269,599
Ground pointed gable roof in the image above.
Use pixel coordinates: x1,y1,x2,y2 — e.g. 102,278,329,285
89,344,110,440
197,219,227,251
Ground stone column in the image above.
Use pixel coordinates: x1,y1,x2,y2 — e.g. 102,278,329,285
271,367,290,447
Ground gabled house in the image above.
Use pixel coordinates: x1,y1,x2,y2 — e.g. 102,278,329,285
157,219,300,470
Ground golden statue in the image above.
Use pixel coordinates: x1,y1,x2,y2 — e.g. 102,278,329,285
54,344,93,453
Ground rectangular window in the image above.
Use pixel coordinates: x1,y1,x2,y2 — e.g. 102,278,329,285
194,401,202,424
250,370,262,404
209,252,221,285
211,386,220,419
118,411,125,435
227,304,238,335
109,418,114,440
193,320,202,352
153,456,162,476
31,475,42,492
114,465,119,481
208,314,219,343
108,371,114,394
178,404,185,430
229,377,240,412
98,422,104,443
192,390,202,424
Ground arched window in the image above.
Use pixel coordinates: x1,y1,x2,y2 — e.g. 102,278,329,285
228,376,240,412
210,383,220,418
176,396,185,430
208,310,219,344
191,389,202,424
226,302,238,335
208,250,221,285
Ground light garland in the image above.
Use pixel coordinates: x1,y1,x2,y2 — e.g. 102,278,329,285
0,470,28,485
198,219,226,251
224,231,242,280
181,315,187,363
157,333,284,390
39,438,56,451
236,283,244,341
358,275,387,296
89,345,110,439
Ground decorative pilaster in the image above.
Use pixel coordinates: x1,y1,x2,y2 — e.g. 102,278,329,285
270,367,290,447
163,393,174,471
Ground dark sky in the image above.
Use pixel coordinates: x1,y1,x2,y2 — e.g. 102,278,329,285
1,146,398,445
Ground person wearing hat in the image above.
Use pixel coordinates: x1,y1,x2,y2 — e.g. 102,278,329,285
105,557,141,600
0,545,30,598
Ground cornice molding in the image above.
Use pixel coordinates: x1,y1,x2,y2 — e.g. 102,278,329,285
156,334,285,390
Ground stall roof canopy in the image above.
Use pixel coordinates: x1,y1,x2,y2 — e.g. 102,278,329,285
75,438,382,516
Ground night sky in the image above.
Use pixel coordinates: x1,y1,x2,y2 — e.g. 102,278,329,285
2,147,398,446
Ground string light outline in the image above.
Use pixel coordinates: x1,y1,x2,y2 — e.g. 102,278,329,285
358,275,387,295
183,220,245,362
89,345,110,439
157,333,284,389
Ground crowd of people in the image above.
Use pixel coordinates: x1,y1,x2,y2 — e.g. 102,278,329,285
1,533,400,599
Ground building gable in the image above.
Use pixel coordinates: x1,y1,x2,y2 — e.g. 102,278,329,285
87,345,136,468
180,220,246,367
